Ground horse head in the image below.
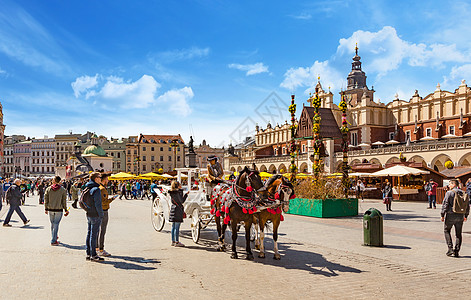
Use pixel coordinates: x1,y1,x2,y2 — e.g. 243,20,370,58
235,166,266,199
265,175,295,213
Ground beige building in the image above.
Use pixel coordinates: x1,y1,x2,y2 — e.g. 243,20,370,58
136,134,185,173
125,136,139,174
194,140,225,169
3,135,26,178
55,133,81,168
31,136,55,176
81,133,127,173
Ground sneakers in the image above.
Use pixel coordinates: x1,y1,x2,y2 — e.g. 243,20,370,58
98,250,111,257
23,220,30,226
171,241,176,246
427,207,432,209
86,256,91,261
174,242,185,247
3,223,12,227
90,256,104,262
446,249,454,256
454,250,460,258
51,242,60,246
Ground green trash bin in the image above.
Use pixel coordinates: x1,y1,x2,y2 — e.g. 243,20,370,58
363,208,383,247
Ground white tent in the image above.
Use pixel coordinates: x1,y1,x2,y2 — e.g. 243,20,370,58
441,134,458,139
349,172,373,177
372,141,385,146
385,140,400,145
420,136,436,141
371,165,429,177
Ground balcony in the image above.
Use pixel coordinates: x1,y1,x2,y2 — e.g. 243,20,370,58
229,153,308,165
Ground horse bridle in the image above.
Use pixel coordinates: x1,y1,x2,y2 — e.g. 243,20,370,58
233,171,263,201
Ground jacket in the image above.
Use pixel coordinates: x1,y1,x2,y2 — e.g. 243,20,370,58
99,185,112,211
44,184,67,212
382,184,392,198
5,184,23,206
84,181,104,218
441,188,470,218
70,185,79,201
425,182,438,196
169,189,188,223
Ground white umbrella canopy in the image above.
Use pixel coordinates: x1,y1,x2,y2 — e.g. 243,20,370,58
441,134,458,139
370,165,429,177
420,136,436,141
358,143,370,147
463,132,471,137
372,141,385,146
385,140,400,145
161,174,175,179
349,172,373,177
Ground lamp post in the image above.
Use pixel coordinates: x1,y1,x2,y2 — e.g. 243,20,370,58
170,139,179,171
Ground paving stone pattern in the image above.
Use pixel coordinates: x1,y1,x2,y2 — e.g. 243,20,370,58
1,196,470,299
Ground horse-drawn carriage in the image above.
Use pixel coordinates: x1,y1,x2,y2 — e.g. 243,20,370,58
151,166,295,260
151,167,213,243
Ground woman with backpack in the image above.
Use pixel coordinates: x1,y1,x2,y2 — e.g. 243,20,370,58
382,179,393,211
169,180,188,247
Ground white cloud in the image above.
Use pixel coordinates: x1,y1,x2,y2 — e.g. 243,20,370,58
228,62,269,76
289,13,312,20
280,60,344,93
100,75,161,108
157,87,193,117
337,26,469,76
444,64,471,86
71,74,98,98
155,47,210,63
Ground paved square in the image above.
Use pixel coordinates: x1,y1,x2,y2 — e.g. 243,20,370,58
1,195,471,299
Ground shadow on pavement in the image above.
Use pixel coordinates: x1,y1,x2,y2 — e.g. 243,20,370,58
101,255,160,270
382,213,433,222
383,245,412,250
21,225,44,229
60,243,86,250
179,229,362,277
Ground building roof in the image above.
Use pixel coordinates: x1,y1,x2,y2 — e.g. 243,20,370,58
139,134,185,144
296,107,342,140
83,145,107,157
440,167,471,178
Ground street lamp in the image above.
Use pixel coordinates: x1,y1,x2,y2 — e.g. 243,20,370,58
170,139,179,171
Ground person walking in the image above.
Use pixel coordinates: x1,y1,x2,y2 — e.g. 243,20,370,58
441,179,469,257
97,174,116,257
424,179,438,209
382,179,393,211
119,182,127,200
84,172,104,262
38,181,46,204
150,180,158,201
71,182,79,209
169,180,188,247
2,179,11,205
3,179,30,227
44,176,69,245
356,180,365,201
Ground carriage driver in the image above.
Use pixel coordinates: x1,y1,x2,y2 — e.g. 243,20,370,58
207,155,224,199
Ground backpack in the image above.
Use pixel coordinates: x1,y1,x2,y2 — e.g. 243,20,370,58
452,190,470,214
78,187,93,211
424,184,431,192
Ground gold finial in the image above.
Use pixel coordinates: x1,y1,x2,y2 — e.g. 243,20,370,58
355,42,358,55
317,74,320,81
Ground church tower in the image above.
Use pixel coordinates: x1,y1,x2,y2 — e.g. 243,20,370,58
343,44,374,107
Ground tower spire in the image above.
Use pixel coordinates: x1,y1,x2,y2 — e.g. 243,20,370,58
355,42,358,56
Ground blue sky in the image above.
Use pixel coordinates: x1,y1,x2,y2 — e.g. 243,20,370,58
1,0,471,147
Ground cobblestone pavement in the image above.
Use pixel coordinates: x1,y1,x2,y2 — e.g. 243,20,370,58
1,195,471,299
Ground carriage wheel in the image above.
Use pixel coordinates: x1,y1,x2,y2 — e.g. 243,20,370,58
151,198,165,231
250,224,257,242
191,209,201,243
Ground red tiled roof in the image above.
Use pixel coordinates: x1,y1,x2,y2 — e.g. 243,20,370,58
139,134,184,144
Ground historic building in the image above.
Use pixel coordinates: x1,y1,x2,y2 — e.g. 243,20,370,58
194,140,225,169
31,136,56,176
80,133,127,173
3,135,26,178
0,103,5,176
55,133,82,169
13,140,32,177
226,46,471,174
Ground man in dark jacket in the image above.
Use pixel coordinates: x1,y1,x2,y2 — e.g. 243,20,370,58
441,179,469,257
3,179,30,227
84,172,104,262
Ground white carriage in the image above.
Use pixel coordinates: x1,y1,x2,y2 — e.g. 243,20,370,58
151,167,213,243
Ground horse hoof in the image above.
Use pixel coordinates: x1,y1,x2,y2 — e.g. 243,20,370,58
273,254,281,260
217,245,226,252
258,253,265,259
254,244,260,250
231,253,238,259
246,253,254,260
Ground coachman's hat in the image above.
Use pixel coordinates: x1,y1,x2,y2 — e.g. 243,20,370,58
207,155,218,161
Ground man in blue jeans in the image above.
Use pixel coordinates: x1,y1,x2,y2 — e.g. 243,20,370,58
83,172,104,262
3,179,30,227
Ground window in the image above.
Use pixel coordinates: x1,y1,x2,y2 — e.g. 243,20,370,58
177,156,180,162
151,156,155,161
274,148,278,156
302,144,306,153
389,132,395,140
426,128,432,137
151,147,154,151
142,156,146,161
351,132,358,146
143,165,147,171
405,131,411,142
169,147,172,151
160,147,163,151
117,153,121,158
143,146,146,151
134,150,137,154
283,147,286,155
127,150,131,154
168,156,172,161
449,125,455,135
